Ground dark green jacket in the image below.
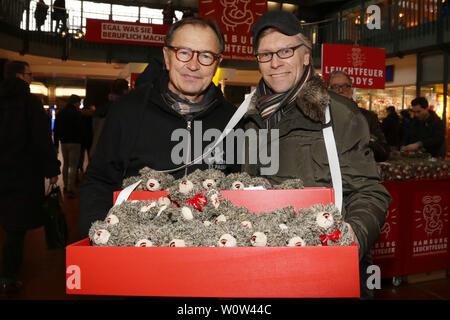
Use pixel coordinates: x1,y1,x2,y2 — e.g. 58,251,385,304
242,75,392,261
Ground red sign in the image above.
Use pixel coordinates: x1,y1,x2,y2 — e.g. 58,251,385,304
321,43,386,89
130,73,139,90
85,18,170,46
372,191,400,260
411,192,449,258
198,0,268,61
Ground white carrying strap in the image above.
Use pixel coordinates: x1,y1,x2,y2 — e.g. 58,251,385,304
156,89,256,173
114,179,142,206
322,106,343,212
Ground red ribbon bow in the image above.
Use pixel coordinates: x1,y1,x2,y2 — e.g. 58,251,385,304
319,229,341,246
185,191,207,211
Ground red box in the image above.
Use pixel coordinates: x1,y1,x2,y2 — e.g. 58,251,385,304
66,188,360,298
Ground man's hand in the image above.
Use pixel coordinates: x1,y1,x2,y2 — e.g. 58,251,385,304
400,142,420,152
345,222,359,247
48,176,58,184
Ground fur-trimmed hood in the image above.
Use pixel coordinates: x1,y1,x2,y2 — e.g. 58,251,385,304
246,74,330,124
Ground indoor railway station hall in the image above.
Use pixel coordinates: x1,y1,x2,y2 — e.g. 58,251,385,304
1,0,450,306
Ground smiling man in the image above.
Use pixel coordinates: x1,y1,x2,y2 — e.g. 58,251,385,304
79,17,241,238
242,11,391,299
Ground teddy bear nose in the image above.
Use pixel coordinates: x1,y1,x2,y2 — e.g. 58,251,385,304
182,180,187,185
323,213,330,219
295,242,302,246
251,236,256,241
207,183,212,187
235,183,241,189
149,183,154,187
140,242,147,247
221,239,227,245
170,242,175,247
96,231,102,236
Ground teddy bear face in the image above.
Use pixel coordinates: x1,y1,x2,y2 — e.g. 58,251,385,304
93,229,111,245
146,178,162,191
218,234,237,247
250,232,267,247
287,236,306,247
220,172,252,190
169,239,186,247
203,178,218,189
135,239,153,247
315,211,335,229
105,214,119,226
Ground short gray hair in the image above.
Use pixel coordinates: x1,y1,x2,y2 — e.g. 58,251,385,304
327,70,352,88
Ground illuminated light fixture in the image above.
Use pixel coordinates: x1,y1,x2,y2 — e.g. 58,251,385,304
399,13,404,18
73,29,85,40
61,29,68,37
30,83,48,96
55,87,86,97
267,1,280,11
300,20,306,23
281,3,297,12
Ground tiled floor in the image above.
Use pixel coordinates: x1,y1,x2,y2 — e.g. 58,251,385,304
1,172,449,301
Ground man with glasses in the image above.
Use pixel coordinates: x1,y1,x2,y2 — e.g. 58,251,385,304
242,11,391,299
328,70,390,162
79,17,241,238
0,60,60,296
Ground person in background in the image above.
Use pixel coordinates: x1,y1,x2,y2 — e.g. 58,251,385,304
401,97,446,158
89,78,129,158
399,108,413,147
381,106,401,150
242,11,391,299
327,70,390,162
0,60,60,297
162,0,178,25
53,94,83,198
52,0,67,33
182,7,194,19
78,100,95,174
35,0,49,31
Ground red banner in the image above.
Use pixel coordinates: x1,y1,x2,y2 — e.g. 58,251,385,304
130,73,140,90
411,192,448,258
85,18,170,46
321,43,386,89
198,0,268,61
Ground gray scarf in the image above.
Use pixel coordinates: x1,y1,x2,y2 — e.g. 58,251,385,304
162,84,218,117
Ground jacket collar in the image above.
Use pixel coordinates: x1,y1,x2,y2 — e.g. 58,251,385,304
246,74,330,125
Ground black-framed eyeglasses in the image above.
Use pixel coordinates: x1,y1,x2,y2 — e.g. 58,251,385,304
330,83,352,90
255,44,304,63
166,46,221,66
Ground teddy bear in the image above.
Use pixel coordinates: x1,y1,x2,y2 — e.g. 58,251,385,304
220,172,253,190
121,166,175,191
89,220,119,246
243,207,298,247
162,219,213,247
296,203,354,246
214,219,255,247
273,178,305,190
187,168,226,190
